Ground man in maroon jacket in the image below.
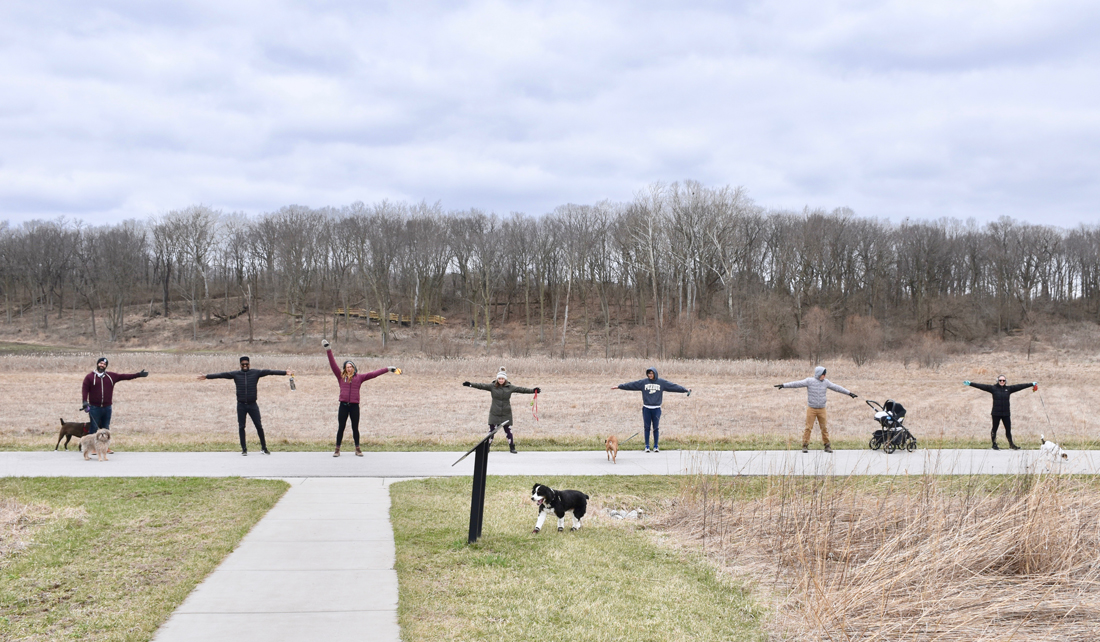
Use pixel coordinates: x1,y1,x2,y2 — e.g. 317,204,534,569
82,357,148,435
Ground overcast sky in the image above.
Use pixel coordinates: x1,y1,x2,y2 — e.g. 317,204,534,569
2,0,1098,227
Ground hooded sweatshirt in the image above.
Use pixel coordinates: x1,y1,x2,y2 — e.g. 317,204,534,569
780,366,851,409
616,367,689,408
82,370,142,407
327,349,388,403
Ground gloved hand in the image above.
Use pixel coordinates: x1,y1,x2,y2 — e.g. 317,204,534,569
138,369,149,377
963,380,971,386
463,381,471,387
849,392,858,398
388,366,397,373
533,387,541,394
82,401,90,412
774,384,783,389
687,389,692,397
322,339,330,348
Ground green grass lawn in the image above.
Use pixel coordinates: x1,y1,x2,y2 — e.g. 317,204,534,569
390,476,766,642
0,477,287,641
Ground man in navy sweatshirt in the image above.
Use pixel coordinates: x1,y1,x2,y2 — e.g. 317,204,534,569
81,357,148,434
612,367,691,453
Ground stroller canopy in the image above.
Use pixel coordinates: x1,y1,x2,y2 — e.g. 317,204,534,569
884,400,906,417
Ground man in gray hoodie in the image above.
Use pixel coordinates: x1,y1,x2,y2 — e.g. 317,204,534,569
776,366,857,453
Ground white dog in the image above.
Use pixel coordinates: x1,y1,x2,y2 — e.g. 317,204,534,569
1039,434,1069,470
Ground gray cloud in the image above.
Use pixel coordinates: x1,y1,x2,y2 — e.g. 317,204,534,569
1,0,1097,227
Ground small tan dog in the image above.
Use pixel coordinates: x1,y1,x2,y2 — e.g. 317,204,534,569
605,435,619,464
80,430,111,461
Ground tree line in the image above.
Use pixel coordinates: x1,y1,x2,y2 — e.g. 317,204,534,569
3,181,1099,359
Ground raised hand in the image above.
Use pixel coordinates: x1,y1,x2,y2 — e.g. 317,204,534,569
322,339,330,348
533,387,541,394
388,366,398,373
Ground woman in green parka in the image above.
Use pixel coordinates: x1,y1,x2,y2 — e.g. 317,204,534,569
463,368,540,453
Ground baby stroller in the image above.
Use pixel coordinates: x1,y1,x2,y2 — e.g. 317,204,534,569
867,399,916,454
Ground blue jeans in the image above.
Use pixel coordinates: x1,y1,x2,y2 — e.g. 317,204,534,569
643,406,662,449
88,405,112,433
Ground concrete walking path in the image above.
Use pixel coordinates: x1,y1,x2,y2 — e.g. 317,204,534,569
152,477,400,642
2,447,1097,478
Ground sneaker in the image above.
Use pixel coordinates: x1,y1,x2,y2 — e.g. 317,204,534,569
509,445,518,454
645,447,651,453
262,448,271,455
1010,444,1021,450
824,445,833,453
242,450,248,456
992,443,1000,450
802,445,809,453
654,447,660,453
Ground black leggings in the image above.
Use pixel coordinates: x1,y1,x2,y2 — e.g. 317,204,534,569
992,415,1014,446
489,424,514,445
337,402,360,447
236,402,267,452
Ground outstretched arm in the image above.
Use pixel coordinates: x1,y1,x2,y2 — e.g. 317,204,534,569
202,371,234,380
780,378,811,389
662,381,689,394
326,349,342,377
825,380,851,396
1007,383,1033,394
355,368,389,383
616,379,648,391
256,369,290,378
112,371,145,382
511,385,537,394
467,382,493,391
968,382,994,393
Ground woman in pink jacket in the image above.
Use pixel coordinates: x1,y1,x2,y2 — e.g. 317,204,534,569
323,340,397,457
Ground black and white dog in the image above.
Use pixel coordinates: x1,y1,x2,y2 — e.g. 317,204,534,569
531,483,589,533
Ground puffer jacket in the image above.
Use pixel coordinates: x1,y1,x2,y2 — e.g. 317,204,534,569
969,381,1031,416
204,368,286,403
468,381,536,425
327,350,387,403
781,366,851,408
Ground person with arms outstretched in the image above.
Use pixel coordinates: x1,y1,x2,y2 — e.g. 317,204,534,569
463,368,539,453
323,339,397,457
81,357,149,451
197,355,293,455
612,367,691,453
776,366,857,453
963,376,1037,450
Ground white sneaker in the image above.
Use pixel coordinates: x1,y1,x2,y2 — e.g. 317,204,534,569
645,447,651,453
654,447,660,453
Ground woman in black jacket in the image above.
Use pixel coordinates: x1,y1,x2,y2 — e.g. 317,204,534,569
462,368,539,453
964,376,1037,450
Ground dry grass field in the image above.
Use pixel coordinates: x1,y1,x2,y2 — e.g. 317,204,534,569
658,474,1100,641
3,348,1097,451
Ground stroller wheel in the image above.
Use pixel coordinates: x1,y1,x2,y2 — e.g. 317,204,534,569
883,441,897,454
869,437,881,450
906,438,917,452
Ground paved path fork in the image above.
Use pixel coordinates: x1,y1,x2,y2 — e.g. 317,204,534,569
152,477,400,642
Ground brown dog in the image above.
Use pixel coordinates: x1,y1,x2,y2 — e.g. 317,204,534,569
80,430,111,461
605,435,619,464
56,418,92,451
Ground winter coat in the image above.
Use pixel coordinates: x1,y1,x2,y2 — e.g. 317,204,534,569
616,367,689,408
82,371,141,407
781,367,851,408
205,368,286,403
468,381,536,425
327,350,387,403
969,382,1031,416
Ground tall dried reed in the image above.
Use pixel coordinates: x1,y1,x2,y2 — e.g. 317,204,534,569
660,474,1100,640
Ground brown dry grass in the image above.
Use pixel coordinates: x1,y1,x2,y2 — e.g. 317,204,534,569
658,474,1100,641
0,498,86,559
3,350,1098,450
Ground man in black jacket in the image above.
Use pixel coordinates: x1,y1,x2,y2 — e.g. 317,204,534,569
198,356,295,455
964,376,1037,450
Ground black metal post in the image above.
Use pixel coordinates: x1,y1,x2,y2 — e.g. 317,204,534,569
468,439,490,543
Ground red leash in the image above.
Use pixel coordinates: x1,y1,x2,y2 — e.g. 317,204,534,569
532,390,539,422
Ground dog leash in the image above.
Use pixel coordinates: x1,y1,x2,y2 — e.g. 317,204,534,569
621,432,640,443
1037,390,1057,442
531,390,539,422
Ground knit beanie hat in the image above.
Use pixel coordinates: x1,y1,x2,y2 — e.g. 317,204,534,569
343,360,357,373
240,355,250,363
96,357,108,368
496,368,507,381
